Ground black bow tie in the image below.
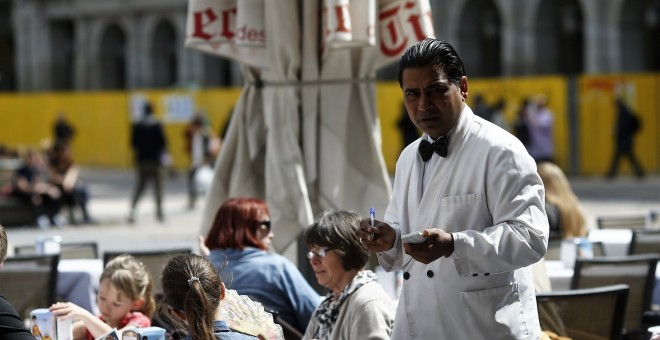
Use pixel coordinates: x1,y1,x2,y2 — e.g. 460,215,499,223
418,137,449,162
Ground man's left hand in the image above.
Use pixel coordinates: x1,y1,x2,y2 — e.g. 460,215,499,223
403,228,454,264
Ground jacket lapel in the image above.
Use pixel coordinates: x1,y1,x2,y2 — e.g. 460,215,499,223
413,106,478,229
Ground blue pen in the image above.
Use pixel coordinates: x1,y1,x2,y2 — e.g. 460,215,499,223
369,206,375,239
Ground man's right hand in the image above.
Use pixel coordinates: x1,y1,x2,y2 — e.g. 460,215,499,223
356,219,397,252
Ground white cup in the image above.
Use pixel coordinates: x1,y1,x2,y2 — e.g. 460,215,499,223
35,236,62,255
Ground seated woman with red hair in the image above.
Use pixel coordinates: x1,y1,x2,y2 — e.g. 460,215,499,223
202,197,321,334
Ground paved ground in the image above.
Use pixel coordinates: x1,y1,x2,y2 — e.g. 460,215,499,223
4,167,660,259
5,167,205,257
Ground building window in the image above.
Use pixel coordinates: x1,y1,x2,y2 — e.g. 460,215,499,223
152,20,177,88
0,1,16,91
458,0,502,78
100,25,127,89
535,0,584,75
50,20,74,90
621,0,660,71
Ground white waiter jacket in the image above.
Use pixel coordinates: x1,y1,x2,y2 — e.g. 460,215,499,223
379,105,548,339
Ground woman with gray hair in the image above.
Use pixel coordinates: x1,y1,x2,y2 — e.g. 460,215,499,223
302,210,394,340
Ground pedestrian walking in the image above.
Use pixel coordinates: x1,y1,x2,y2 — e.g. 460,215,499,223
128,101,168,223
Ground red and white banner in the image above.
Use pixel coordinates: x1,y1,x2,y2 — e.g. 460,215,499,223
185,0,433,68
376,0,434,65
323,0,377,49
189,0,434,251
185,0,267,68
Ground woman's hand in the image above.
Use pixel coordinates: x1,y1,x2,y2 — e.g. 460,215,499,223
198,235,210,257
356,219,396,252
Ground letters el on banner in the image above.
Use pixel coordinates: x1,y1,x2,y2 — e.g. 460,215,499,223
185,0,267,68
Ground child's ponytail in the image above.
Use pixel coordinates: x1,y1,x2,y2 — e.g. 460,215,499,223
184,275,218,340
160,254,222,340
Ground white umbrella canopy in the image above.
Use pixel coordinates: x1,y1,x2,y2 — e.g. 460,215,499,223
187,0,434,252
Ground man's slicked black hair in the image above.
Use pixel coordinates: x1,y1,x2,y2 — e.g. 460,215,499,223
397,38,466,88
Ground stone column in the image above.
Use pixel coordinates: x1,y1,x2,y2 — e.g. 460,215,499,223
12,1,29,90
32,3,51,91
583,0,614,73
13,0,49,91
127,15,142,89
176,11,200,87
74,18,91,90
499,0,520,76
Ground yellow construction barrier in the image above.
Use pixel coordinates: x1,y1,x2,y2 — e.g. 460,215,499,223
0,74,657,176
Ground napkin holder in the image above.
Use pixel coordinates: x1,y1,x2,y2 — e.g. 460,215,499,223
122,327,166,340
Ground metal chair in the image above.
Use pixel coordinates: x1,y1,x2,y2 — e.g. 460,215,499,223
544,239,605,263
15,241,99,259
597,215,648,230
247,297,303,340
571,254,659,339
591,241,606,257
270,311,304,340
102,248,192,296
628,229,660,255
537,284,629,340
545,238,562,261
0,254,60,320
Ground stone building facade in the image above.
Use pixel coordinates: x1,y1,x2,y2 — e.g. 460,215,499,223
0,0,657,92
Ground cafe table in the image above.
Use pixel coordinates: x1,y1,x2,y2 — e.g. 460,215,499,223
545,259,660,308
586,228,633,257
57,258,104,315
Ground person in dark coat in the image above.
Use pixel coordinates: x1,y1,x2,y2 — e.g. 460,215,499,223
606,98,644,179
128,102,168,223
0,224,38,339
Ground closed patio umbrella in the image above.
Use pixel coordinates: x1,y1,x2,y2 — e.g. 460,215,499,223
186,0,434,252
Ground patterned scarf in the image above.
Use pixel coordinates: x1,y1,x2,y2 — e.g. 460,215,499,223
312,270,377,340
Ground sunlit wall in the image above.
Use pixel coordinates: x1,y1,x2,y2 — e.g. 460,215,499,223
0,74,658,176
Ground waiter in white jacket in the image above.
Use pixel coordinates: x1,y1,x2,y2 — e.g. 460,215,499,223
357,39,548,339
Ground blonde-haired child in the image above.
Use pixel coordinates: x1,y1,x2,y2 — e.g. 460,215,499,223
50,254,155,339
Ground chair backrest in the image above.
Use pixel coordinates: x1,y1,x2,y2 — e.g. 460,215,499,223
60,242,99,259
545,239,605,264
102,249,192,296
246,296,303,340
271,312,303,340
571,254,658,335
0,254,60,320
597,215,648,230
629,229,660,255
591,241,606,257
13,244,37,256
15,242,99,259
545,238,562,261
536,284,629,340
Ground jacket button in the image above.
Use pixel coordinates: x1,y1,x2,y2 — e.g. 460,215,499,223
426,270,434,278
403,272,410,280
472,273,478,277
